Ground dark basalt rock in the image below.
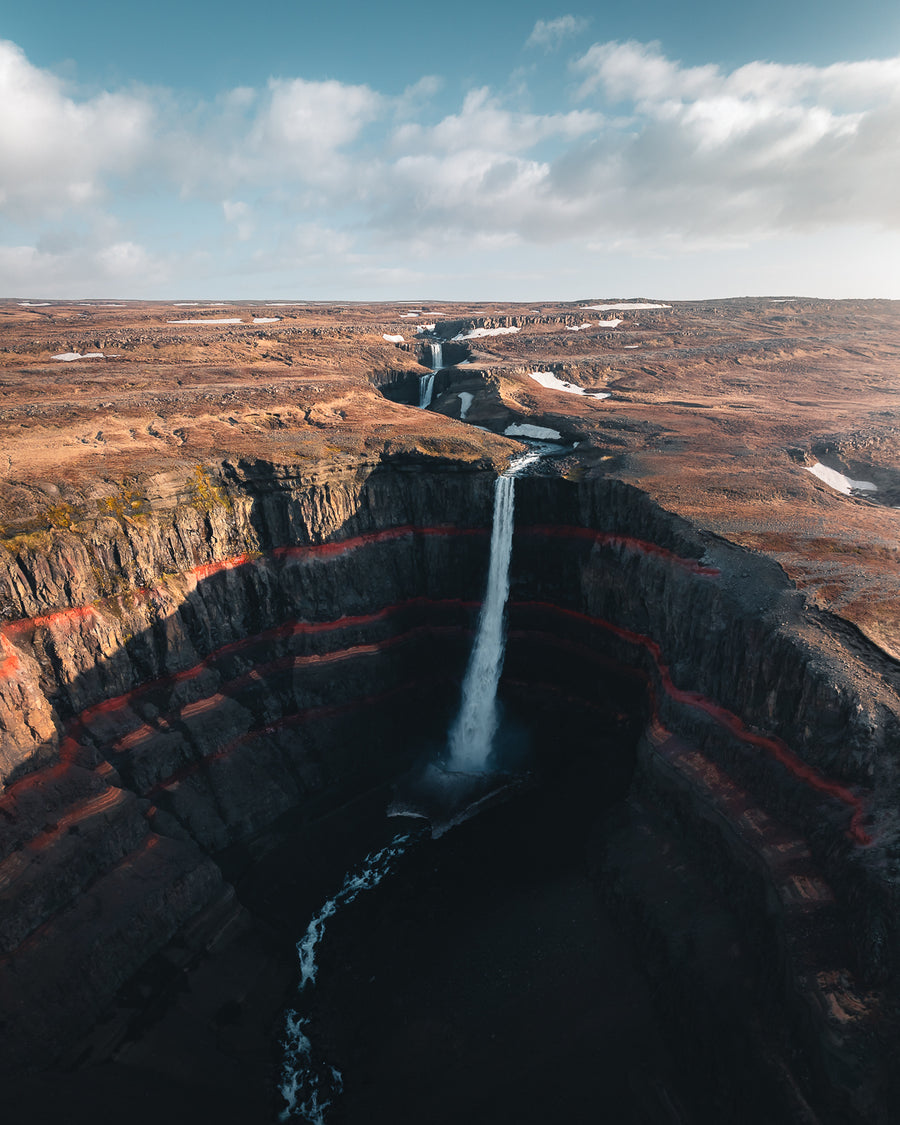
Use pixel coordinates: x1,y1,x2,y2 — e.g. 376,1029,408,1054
0,456,898,1122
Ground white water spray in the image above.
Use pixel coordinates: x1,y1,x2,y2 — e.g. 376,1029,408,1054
418,342,442,408
446,450,540,772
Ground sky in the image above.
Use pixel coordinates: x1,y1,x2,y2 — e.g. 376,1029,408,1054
2,0,899,299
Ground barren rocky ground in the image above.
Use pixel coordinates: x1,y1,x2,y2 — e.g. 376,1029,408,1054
2,295,900,1123
3,295,898,656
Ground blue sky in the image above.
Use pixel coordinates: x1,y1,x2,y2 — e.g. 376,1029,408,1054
2,0,899,298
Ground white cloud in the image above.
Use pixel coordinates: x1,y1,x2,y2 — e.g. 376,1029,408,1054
0,239,168,293
289,223,354,258
526,16,589,51
223,199,254,240
563,42,900,240
0,39,154,219
395,75,443,118
2,36,900,297
223,200,250,223
225,86,257,109
373,149,548,240
245,77,383,184
94,240,155,278
155,75,386,202
574,40,717,102
575,42,900,110
392,86,602,154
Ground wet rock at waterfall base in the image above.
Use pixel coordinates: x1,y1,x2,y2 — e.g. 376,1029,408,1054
387,760,533,837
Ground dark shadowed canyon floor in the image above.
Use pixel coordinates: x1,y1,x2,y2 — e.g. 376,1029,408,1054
310,781,689,1125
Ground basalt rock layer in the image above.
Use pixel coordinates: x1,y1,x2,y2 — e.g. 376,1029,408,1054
0,459,896,1118
0,457,499,1067
2,297,900,1122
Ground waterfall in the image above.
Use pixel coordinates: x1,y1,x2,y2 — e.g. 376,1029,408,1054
446,450,539,772
418,372,436,409
418,342,442,409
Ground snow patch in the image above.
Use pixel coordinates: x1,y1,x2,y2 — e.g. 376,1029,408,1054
806,462,877,496
52,351,104,361
528,371,610,399
505,423,562,440
382,333,404,343
596,318,622,327
566,323,593,331
453,326,520,340
253,317,280,323
20,301,51,306
415,324,436,333
581,302,670,311
458,392,474,420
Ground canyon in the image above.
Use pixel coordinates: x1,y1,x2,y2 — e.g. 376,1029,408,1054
1,296,900,1122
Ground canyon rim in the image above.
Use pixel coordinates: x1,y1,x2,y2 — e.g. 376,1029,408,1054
1,295,900,1122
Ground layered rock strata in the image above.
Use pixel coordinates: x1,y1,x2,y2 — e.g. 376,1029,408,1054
0,457,897,1121
509,475,897,1121
0,458,496,1074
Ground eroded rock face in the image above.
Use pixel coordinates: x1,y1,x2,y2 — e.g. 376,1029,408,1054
0,457,497,1075
510,477,899,1123
0,456,897,1121
3,297,900,1120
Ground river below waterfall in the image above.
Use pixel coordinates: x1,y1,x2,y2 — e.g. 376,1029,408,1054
277,745,687,1125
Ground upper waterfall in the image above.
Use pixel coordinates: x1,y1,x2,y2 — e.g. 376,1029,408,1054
418,373,436,409
418,342,442,409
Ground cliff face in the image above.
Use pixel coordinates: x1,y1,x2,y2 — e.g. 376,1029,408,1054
511,477,898,1122
0,456,898,1119
0,455,498,1074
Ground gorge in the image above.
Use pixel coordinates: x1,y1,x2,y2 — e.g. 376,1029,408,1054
1,296,899,1123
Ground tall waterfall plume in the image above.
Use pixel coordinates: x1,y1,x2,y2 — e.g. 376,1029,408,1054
418,342,442,409
446,450,539,772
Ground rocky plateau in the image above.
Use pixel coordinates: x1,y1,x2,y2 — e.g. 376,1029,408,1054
1,295,900,1122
